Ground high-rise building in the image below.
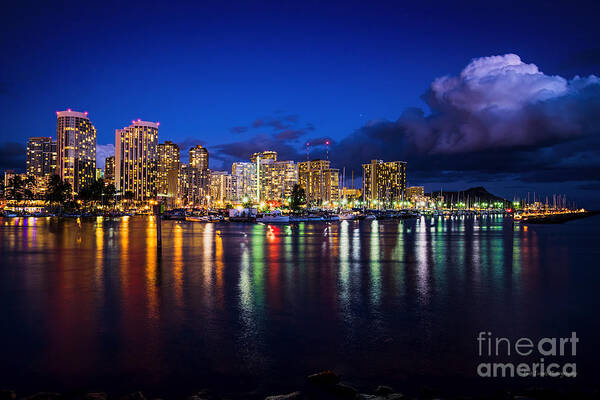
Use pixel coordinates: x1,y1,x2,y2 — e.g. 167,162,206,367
209,170,236,206
178,146,210,207
252,151,295,203
251,150,277,164
362,159,407,209
258,158,297,202
115,120,159,201
26,137,57,197
189,145,209,170
178,164,205,206
104,156,115,186
56,110,96,194
341,187,362,201
157,141,180,201
231,162,256,202
298,159,340,206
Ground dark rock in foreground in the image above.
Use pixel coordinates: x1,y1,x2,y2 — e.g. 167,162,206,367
264,391,302,400
374,386,394,397
331,383,358,399
307,371,341,387
0,391,16,400
84,393,108,400
119,392,146,400
21,393,62,400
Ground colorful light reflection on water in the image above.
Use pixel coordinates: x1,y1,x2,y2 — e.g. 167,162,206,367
0,215,599,397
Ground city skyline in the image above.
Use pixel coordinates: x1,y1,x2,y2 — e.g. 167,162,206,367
1,3,599,399
1,107,594,210
1,1,600,206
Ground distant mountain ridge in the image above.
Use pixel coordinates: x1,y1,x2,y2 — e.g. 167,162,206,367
427,186,510,205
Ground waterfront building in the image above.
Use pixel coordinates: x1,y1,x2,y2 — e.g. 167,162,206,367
178,164,195,206
189,145,209,170
250,151,297,203
407,186,425,202
209,170,236,207
232,162,257,202
26,137,57,197
258,158,297,203
362,159,407,209
3,170,27,190
56,110,96,194
104,156,115,186
157,141,180,203
298,159,340,206
115,119,159,201
178,146,209,207
341,187,362,201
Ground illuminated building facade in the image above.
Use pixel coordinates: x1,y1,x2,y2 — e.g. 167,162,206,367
178,146,210,207
26,137,57,197
232,162,256,202
362,159,407,209
341,187,362,201
104,156,115,186
298,159,340,206
3,170,28,197
251,150,277,164
56,110,96,194
177,164,195,205
252,151,296,202
115,120,159,201
406,186,424,201
189,145,209,170
157,141,180,201
178,163,208,206
258,158,297,202
209,170,236,206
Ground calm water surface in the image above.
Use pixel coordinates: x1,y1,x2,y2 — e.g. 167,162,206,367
1,215,599,396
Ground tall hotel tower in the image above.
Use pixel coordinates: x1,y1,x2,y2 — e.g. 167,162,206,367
189,145,209,170
26,137,57,197
362,159,407,209
56,110,97,194
115,119,159,201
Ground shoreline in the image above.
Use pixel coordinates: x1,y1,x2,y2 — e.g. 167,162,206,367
2,372,599,400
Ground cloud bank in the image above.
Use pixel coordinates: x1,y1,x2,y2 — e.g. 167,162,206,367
329,54,600,189
212,54,600,193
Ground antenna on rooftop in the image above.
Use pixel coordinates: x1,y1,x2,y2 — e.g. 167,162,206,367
306,141,310,161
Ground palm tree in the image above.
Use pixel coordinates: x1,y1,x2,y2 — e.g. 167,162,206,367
45,175,72,213
103,183,116,207
7,175,25,201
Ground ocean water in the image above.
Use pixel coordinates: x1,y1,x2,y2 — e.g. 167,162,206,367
0,215,598,397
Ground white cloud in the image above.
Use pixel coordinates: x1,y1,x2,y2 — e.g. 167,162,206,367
430,53,569,112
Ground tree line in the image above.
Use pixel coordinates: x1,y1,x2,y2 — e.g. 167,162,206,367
5,174,117,208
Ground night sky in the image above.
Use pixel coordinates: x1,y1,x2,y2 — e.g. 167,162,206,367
1,0,600,206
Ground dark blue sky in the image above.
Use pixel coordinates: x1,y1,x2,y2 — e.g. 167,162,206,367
1,0,600,205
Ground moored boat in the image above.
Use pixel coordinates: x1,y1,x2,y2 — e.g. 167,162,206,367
338,212,356,220
186,215,210,222
257,210,290,223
